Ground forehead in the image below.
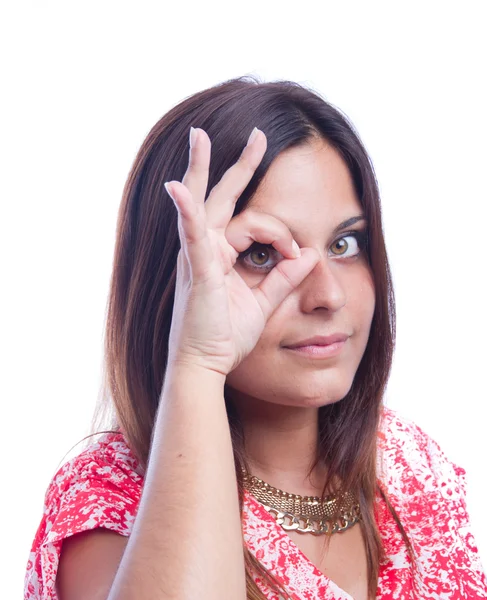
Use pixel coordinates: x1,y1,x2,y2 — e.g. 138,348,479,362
247,138,362,239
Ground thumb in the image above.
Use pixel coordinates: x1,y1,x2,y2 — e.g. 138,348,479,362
251,248,319,321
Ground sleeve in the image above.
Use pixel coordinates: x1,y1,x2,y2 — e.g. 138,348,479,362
24,436,143,600
381,409,487,598
413,423,485,567
415,421,487,597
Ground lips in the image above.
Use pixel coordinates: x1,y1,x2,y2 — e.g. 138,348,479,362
284,333,350,349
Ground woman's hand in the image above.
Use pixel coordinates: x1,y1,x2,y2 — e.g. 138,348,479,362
165,127,319,377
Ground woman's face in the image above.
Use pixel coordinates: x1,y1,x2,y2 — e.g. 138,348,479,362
225,137,375,409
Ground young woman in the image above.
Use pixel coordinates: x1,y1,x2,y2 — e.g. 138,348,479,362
25,77,486,600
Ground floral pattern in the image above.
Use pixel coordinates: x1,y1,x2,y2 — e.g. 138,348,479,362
25,409,487,599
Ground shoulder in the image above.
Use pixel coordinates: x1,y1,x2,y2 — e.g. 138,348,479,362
32,431,144,552
379,407,465,476
379,405,439,451
378,406,465,496
25,432,144,599
46,432,143,501
42,432,143,518
377,409,487,596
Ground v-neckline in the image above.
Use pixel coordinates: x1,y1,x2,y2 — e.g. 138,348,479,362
243,489,355,599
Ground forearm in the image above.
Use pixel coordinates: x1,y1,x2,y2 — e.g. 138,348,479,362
108,366,246,600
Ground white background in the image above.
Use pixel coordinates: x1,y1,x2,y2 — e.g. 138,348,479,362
1,1,486,597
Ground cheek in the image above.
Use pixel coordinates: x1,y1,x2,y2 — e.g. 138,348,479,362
225,317,282,392
353,270,376,334
225,349,268,399
226,267,375,383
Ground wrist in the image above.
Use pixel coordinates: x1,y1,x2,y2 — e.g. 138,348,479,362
164,360,227,390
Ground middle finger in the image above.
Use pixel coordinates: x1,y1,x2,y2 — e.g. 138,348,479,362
205,128,267,230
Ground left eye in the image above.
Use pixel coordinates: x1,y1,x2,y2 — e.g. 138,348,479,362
329,234,361,257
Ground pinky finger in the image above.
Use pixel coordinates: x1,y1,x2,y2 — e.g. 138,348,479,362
165,181,193,221
165,180,205,245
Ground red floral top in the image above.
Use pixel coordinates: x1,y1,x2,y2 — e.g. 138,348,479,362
25,409,487,599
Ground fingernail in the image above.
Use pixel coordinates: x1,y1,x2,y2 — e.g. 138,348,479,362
190,127,198,148
164,181,175,200
292,240,301,258
246,127,260,146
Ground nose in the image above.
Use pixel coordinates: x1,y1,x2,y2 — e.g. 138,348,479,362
298,256,346,313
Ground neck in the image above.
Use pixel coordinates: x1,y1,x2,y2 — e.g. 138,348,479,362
228,392,327,496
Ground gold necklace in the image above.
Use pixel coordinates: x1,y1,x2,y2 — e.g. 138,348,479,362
242,468,361,536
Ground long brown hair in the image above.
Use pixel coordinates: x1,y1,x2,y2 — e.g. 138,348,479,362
102,75,405,599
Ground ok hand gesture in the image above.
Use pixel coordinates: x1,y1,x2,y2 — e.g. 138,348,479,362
165,127,319,377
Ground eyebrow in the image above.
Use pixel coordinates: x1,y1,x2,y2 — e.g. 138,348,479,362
287,215,367,239
331,215,367,235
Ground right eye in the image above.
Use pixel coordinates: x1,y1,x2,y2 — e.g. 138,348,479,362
238,243,282,273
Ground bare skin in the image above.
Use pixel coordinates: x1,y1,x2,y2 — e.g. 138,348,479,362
56,130,373,599
225,138,374,599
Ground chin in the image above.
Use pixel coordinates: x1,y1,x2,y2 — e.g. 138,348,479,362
286,379,353,408
227,368,355,410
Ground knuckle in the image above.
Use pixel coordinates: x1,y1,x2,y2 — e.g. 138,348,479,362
228,189,241,206
275,262,295,289
238,210,254,227
254,287,272,316
237,152,257,176
186,161,206,177
186,152,207,175
185,227,206,245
